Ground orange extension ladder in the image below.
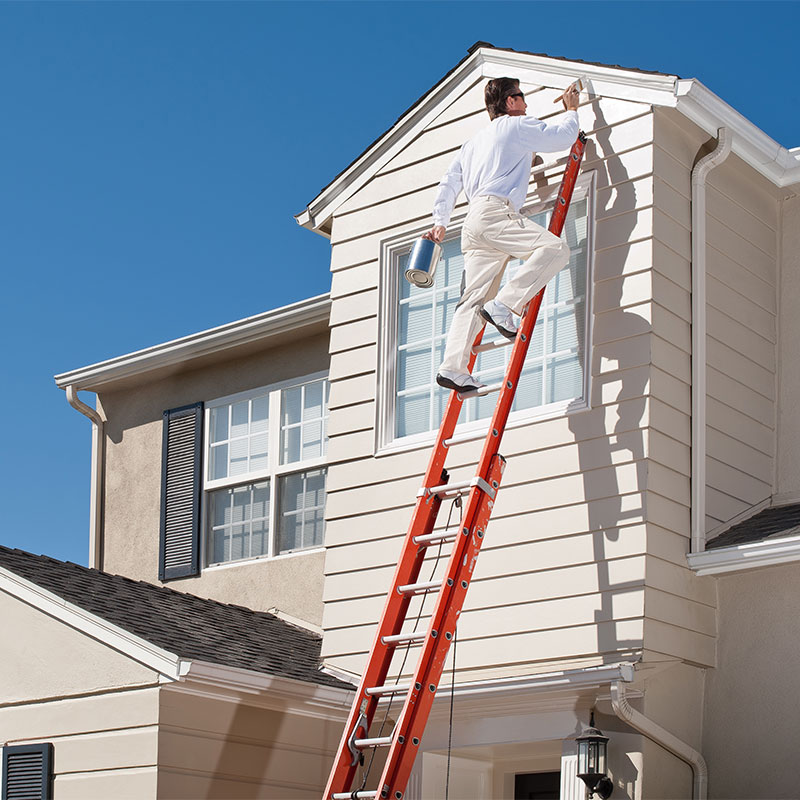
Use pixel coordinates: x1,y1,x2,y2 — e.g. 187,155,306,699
324,131,588,800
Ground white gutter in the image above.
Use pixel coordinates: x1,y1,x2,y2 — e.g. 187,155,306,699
611,681,708,799
691,128,732,553
66,386,105,569
687,533,800,575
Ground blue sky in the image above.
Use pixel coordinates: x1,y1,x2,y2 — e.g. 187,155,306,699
1,1,796,566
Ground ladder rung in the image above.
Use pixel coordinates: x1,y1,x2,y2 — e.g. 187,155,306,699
398,580,440,595
418,476,496,500
354,736,393,748
332,793,377,799
458,381,504,399
382,631,425,646
365,682,411,696
473,338,514,353
413,531,456,546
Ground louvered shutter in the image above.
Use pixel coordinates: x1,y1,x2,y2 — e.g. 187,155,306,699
159,402,203,580
2,744,53,800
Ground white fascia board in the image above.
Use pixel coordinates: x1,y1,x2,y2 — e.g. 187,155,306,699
0,566,185,680
54,293,331,392
675,79,800,187
687,534,800,576
478,49,679,106
177,660,354,718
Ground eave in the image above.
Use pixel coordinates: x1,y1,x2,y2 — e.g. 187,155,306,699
54,293,331,392
296,44,799,237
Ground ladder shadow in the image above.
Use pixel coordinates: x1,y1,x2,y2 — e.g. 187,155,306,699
567,96,649,660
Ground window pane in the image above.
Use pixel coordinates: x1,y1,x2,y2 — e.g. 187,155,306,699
282,386,302,426
229,437,248,476
277,469,326,555
209,443,228,481
231,401,249,438
210,407,228,444
251,395,269,432
304,381,323,421
208,481,271,566
283,426,301,464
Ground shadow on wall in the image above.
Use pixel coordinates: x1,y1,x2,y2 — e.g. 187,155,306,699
567,97,649,661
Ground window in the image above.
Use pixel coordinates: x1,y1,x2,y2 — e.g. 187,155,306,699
204,374,329,564
380,176,593,447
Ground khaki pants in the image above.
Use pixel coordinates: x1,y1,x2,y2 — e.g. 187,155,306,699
439,195,571,374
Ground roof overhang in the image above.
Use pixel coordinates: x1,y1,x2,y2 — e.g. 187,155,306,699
296,44,799,236
54,293,331,392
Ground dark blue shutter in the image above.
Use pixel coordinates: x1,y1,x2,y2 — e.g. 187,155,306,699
2,743,53,800
159,403,203,581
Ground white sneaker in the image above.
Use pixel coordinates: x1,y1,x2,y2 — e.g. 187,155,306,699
480,299,518,340
436,369,486,393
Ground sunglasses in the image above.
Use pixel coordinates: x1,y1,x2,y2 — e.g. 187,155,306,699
508,91,525,101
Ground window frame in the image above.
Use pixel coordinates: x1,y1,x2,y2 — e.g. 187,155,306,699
202,370,329,566
376,171,596,454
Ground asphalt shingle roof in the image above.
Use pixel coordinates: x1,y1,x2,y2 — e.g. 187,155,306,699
706,503,800,550
0,545,351,690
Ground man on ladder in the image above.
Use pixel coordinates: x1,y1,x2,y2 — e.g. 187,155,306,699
423,77,581,393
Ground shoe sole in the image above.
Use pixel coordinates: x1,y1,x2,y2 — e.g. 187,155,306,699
436,374,484,393
479,307,517,340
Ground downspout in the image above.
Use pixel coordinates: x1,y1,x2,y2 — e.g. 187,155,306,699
611,681,708,799
66,386,105,569
691,127,732,553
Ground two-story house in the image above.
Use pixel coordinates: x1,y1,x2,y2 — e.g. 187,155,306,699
2,43,799,799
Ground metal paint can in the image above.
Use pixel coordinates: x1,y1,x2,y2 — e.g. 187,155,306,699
404,237,442,288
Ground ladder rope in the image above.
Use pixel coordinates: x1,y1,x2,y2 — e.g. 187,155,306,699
445,626,457,800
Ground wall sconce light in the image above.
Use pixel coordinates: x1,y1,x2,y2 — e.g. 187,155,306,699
576,711,613,798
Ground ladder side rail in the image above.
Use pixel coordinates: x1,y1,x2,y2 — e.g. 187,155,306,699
377,453,506,799
323,338,489,799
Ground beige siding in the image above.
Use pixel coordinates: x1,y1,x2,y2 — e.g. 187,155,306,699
0,688,160,798
99,329,330,623
323,79,662,680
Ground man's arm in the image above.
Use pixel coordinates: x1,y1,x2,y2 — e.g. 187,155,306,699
517,84,580,153
423,151,463,242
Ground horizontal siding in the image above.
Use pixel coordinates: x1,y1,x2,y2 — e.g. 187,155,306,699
0,688,160,799
322,78,739,678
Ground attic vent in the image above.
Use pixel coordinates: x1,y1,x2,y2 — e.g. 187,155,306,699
2,744,53,800
159,403,203,581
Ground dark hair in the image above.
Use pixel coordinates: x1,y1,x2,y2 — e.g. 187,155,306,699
484,77,520,120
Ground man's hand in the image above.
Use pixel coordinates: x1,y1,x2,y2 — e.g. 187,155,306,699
422,225,446,243
562,83,580,112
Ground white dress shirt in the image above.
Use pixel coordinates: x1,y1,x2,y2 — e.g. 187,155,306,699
432,110,579,228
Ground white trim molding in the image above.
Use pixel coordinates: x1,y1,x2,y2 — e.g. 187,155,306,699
687,533,800,576
54,293,330,392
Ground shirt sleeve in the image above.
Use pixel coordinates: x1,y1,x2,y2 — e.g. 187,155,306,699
516,110,579,154
432,151,463,228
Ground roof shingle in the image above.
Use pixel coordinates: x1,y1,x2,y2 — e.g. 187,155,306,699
706,503,800,550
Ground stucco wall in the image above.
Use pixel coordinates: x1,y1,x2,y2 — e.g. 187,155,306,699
776,192,800,501
703,562,800,799
99,329,329,623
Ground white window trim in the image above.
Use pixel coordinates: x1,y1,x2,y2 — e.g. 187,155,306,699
202,370,329,566
376,171,596,456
